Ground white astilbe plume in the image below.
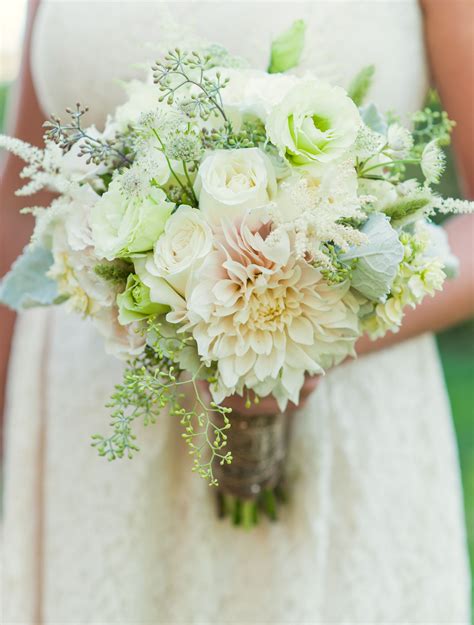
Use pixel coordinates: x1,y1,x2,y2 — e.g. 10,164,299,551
266,162,367,267
431,196,474,215
0,135,42,162
0,135,75,195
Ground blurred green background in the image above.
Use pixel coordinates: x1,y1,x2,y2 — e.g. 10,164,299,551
0,84,472,609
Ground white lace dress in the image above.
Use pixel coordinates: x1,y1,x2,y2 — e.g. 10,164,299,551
3,2,471,623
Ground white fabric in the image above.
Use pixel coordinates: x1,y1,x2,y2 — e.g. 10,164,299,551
3,2,470,623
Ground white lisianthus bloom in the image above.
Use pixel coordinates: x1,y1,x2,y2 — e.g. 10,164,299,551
134,257,187,325
30,183,99,251
185,217,360,409
143,205,213,296
266,79,361,165
218,68,298,120
91,178,173,260
195,148,277,226
62,184,100,251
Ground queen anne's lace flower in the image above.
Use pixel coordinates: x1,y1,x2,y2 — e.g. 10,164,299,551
185,217,360,408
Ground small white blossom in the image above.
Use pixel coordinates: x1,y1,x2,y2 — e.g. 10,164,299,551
421,140,445,185
386,123,413,157
354,124,385,159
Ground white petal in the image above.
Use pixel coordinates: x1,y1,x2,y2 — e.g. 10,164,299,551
288,316,314,345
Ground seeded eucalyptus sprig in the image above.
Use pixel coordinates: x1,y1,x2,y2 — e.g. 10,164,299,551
153,48,231,127
43,102,134,166
201,119,267,151
411,106,455,157
93,319,233,486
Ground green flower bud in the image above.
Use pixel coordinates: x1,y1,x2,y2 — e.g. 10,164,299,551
268,20,306,74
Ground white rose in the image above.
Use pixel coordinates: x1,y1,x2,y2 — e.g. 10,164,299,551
266,79,361,165
194,148,277,226
143,205,213,296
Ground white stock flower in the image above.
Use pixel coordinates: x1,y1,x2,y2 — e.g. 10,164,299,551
194,148,277,226
141,205,212,296
362,223,446,339
266,79,361,165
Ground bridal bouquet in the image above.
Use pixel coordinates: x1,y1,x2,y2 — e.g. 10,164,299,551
1,23,471,526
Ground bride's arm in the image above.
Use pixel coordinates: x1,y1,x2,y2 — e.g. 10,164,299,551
357,0,474,357
0,0,52,418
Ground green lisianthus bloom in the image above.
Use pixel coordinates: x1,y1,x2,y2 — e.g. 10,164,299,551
266,80,361,165
117,274,169,325
91,178,173,260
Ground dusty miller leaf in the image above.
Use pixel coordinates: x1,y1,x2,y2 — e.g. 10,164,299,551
0,245,61,311
341,214,404,302
360,103,388,136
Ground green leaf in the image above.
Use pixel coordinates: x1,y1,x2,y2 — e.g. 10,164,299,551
268,20,306,74
0,245,61,311
341,214,404,302
383,196,431,223
347,65,375,106
360,103,388,136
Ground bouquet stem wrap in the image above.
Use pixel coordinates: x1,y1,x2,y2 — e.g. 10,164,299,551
215,410,293,526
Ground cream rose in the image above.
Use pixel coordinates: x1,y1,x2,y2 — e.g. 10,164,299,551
194,148,277,226
142,205,212,296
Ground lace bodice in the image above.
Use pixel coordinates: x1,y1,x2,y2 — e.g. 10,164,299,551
32,1,429,124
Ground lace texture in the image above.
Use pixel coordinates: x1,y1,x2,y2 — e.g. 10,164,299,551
3,2,470,623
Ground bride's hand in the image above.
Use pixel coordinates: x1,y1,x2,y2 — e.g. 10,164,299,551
197,375,320,416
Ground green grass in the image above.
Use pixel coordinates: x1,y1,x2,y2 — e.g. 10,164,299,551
0,84,472,608
438,322,474,600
